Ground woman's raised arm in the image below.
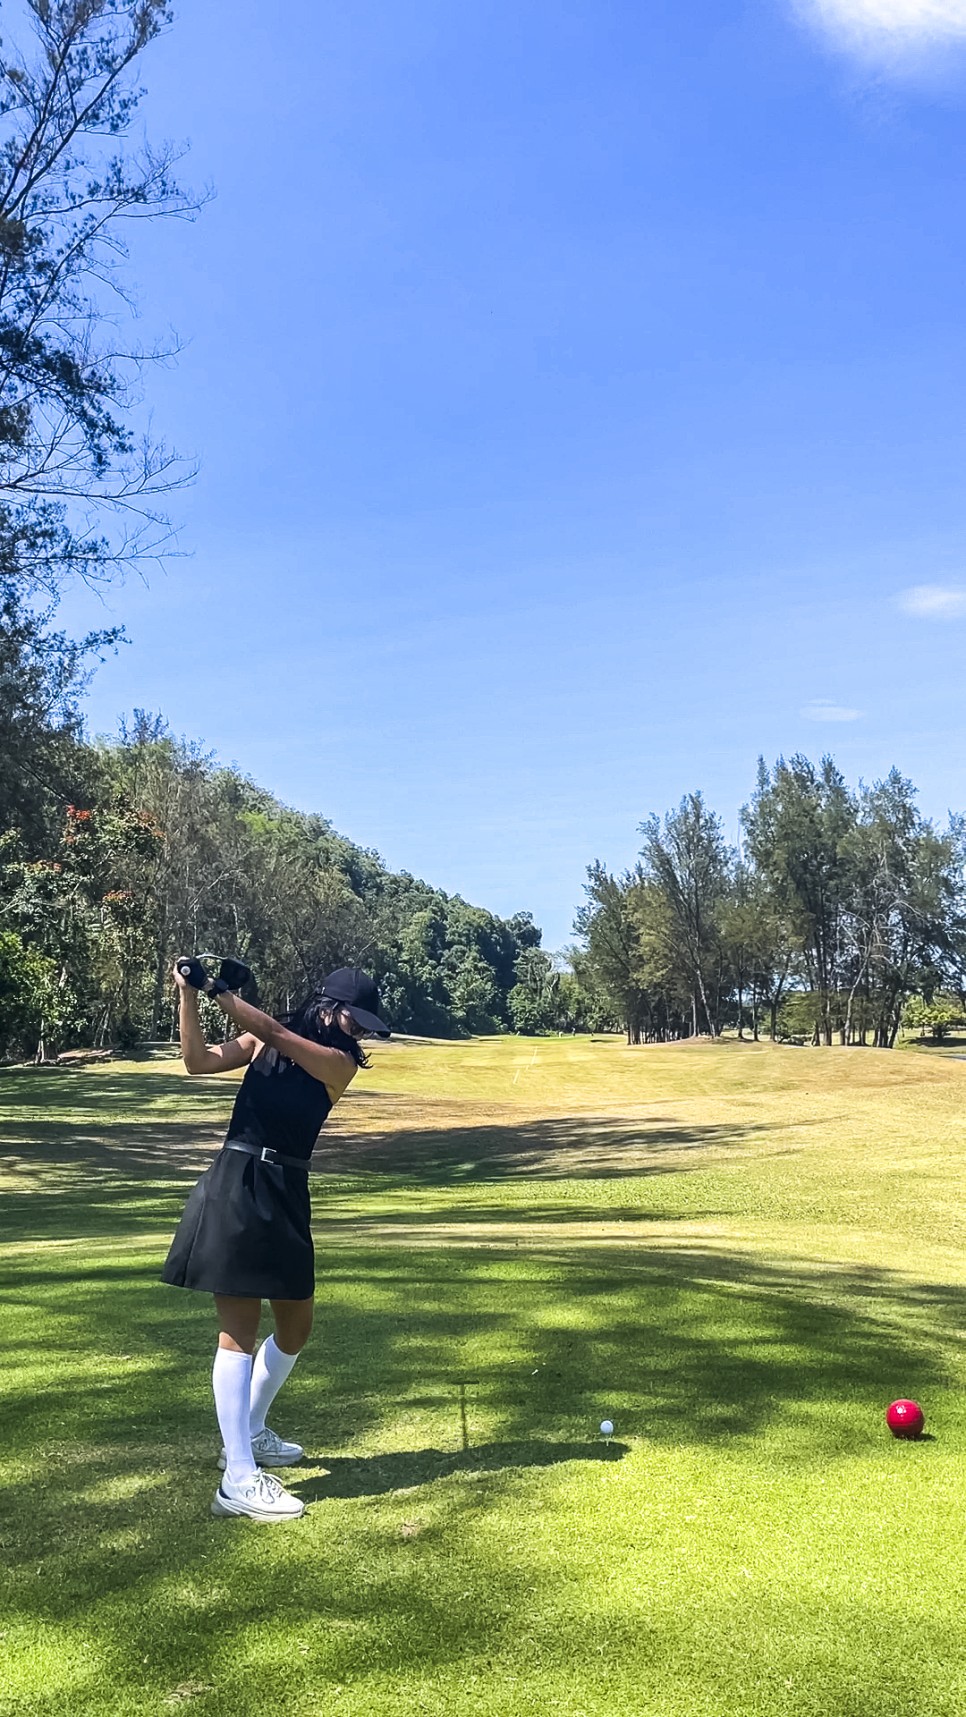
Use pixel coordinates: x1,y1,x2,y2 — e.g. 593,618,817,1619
213,992,357,1099
174,964,259,1075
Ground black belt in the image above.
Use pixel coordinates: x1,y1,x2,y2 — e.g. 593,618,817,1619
223,1141,312,1172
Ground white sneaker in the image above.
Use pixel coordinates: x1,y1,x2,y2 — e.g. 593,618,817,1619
211,1469,305,1522
217,1426,305,1470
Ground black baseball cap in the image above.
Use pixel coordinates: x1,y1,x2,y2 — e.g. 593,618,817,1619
320,968,390,1037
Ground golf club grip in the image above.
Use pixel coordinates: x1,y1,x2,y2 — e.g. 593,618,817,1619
177,956,209,989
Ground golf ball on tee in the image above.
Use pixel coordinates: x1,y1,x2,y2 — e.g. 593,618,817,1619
599,1419,614,1436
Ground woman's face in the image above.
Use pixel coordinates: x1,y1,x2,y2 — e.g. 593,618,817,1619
336,1005,366,1040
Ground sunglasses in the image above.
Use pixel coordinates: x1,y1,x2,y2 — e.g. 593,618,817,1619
335,1007,366,1038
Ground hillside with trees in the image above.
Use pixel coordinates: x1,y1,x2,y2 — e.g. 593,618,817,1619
0,701,544,1055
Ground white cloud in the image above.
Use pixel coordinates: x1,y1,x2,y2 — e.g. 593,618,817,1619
796,0,966,59
896,583,966,617
801,699,863,720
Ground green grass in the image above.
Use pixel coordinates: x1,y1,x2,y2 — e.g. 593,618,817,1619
3,1036,966,1716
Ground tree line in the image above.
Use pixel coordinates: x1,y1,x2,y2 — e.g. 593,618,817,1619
572,759,966,1048
0,697,551,1056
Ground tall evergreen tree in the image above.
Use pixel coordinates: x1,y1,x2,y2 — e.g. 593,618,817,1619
638,793,732,1037
743,756,855,1045
573,863,651,1043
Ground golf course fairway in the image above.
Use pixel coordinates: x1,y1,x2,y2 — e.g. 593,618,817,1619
2,1033,965,1717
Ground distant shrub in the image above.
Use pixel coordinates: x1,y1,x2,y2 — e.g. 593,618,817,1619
902,995,966,1042
773,992,824,1044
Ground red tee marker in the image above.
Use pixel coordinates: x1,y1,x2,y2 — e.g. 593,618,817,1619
886,1399,925,1439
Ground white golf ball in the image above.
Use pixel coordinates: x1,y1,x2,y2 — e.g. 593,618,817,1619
599,1419,614,1436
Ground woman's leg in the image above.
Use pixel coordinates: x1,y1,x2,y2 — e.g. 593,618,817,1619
212,1295,261,1485
271,1296,314,1355
215,1295,261,1354
248,1297,315,1435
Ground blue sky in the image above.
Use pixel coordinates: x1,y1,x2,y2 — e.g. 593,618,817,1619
59,0,966,950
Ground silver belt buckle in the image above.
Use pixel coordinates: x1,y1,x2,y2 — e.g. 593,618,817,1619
259,1146,277,1164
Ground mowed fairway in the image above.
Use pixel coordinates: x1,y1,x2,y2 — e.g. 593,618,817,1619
2,1036,966,1717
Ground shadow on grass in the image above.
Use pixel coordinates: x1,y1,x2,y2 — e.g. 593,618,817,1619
2,1231,964,1710
0,1060,790,1253
1,1105,782,1192
0,1064,230,1112
311,1114,787,1182
292,1439,629,1501
3,1063,966,1714
3,1238,963,1460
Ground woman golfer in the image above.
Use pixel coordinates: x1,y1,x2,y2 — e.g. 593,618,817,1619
163,960,390,1522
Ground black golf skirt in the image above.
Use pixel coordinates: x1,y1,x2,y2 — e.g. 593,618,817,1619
162,1148,314,1301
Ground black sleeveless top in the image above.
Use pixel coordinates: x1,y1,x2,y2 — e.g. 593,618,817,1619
225,1046,333,1160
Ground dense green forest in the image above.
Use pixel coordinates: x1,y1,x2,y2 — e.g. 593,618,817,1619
0,655,551,1052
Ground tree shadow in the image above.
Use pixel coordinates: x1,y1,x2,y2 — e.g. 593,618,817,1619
1,1227,962,1713
310,1113,793,1183
0,1120,223,1190
0,1065,227,1113
291,1439,629,1501
0,1065,794,1195
3,1232,959,1460
4,1060,966,1715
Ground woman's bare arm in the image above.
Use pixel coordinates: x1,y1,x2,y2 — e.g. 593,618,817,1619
175,968,258,1076
214,991,357,1099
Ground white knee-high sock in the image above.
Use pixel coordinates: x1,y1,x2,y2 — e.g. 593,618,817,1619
249,1334,299,1436
212,1348,257,1486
